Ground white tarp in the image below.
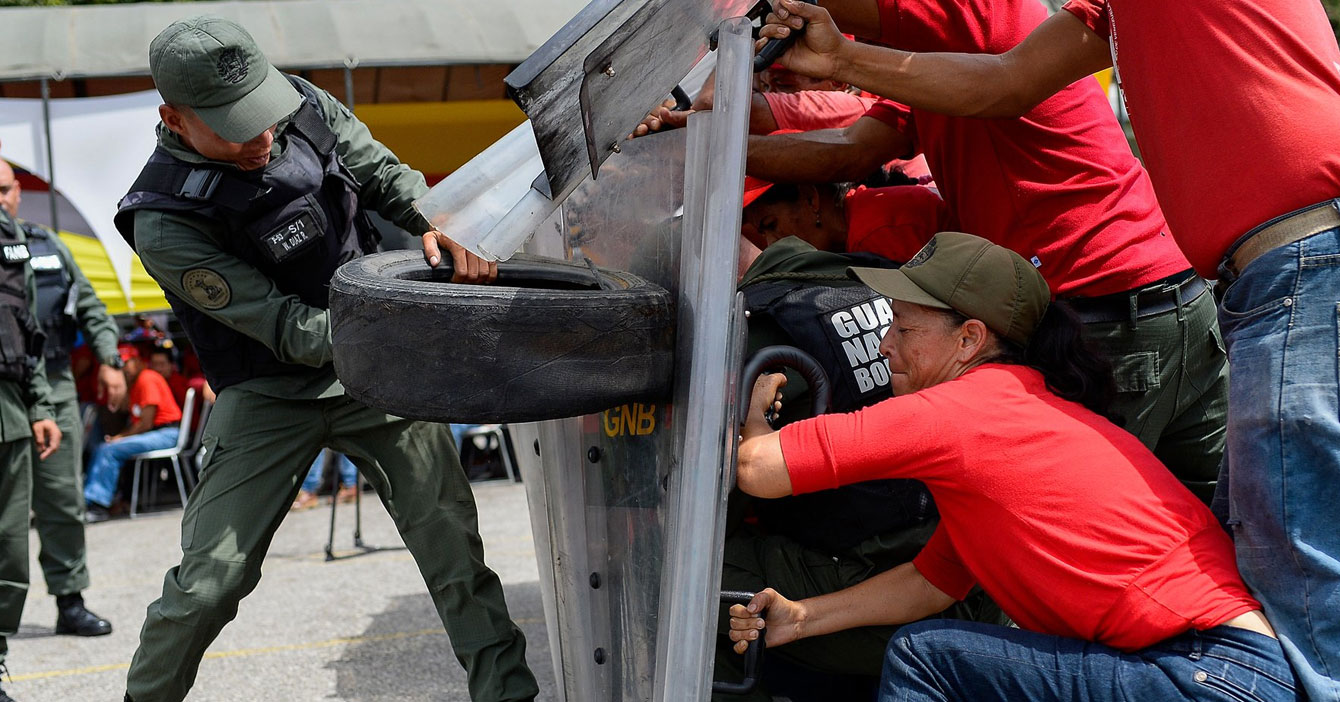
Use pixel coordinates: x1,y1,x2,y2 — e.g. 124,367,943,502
0,0,589,81
0,91,161,303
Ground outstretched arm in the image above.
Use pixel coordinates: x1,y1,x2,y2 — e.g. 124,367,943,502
728,562,955,652
747,115,911,184
762,0,1112,118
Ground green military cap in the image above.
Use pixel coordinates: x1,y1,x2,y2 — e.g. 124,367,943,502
149,16,301,144
849,232,1050,346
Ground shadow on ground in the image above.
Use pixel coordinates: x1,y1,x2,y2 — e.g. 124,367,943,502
329,582,555,701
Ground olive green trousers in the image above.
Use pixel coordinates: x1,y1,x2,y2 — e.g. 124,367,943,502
30,371,90,597
126,387,537,702
0,437,31,666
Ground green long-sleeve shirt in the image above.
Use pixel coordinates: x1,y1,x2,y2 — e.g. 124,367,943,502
131,76,432,400
24,222,122,404
0,208,54,440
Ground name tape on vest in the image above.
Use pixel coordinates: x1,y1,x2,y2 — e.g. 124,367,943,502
29,254,63,272
262,212,321,263
2,244,31,264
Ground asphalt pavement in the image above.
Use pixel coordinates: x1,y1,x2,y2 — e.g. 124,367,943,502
6,479,556,701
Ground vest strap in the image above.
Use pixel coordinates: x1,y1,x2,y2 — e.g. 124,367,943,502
128,163,271,213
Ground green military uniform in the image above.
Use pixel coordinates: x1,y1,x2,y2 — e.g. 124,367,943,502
0,208,57,667
1078,285,1228,504
118,20,536,702
24,223,121,598
712,237,1004,701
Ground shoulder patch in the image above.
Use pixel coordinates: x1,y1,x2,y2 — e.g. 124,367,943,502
181,268,232,310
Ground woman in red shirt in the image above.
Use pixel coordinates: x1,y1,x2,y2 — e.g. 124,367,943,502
730,232,1298,701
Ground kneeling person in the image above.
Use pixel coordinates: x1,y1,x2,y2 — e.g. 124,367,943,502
731,232,1299,702
83,345,180,521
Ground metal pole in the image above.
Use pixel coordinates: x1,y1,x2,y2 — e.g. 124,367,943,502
39,77,58,232
343,61,357,110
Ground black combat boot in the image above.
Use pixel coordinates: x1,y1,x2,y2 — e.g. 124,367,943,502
54,593,113,636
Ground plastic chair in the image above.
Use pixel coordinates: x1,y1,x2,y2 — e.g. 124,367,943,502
460,424,518,482
128,387,196,518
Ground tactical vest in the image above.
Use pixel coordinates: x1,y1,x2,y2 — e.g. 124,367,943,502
742,253,935,555
0,214,44,383
24,223,77,368
114,77,379,392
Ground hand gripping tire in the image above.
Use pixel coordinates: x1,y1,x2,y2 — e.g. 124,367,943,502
330,250,675,423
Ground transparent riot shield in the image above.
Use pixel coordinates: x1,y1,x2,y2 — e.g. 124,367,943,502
506,17,754,702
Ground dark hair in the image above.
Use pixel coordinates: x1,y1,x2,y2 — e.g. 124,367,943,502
751,181,854,211
939,303,1118,421
859,165,919,190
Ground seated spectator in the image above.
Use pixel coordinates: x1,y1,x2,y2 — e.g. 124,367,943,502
729,232,1296,701
84,345,183,522
291,452,359,511
148,343,189,409
742,178,947,261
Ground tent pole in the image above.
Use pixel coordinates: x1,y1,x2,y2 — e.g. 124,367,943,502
40,77,58,232
343,61,357,110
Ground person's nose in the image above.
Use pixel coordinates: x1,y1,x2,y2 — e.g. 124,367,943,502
878,327,896,360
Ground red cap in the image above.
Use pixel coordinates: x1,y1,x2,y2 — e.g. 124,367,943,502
117,344,140,362
743,176,774,208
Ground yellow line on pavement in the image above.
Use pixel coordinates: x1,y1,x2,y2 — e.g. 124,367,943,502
12,619,541,683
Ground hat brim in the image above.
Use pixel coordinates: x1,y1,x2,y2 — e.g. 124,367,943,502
848,267,952,310
192,64,302,144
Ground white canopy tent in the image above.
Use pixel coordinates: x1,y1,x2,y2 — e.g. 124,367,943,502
0,0,588,310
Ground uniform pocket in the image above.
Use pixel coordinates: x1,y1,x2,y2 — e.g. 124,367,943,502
1110,350,1160,394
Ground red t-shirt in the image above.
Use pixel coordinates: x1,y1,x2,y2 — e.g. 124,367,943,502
865,0,1188,297
1063,0,1340,278
843,185,949,261
130,368,183,428
779,364,1258,651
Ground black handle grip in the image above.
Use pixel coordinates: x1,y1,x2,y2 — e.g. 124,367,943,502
753,0,818,73
671,85,693,112
713,591,767,696
739,345,833,428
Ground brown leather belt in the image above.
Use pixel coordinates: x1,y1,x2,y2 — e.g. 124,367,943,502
1220,200,1340,282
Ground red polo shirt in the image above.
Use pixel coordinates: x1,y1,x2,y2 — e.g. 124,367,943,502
780,364,1259,651
864,0,1188,297
1063,0,1340,277
130,368,183,428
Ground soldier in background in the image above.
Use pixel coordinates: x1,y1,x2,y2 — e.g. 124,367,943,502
0,157,123,640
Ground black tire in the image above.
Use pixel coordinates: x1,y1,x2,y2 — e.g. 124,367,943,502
330,250,675,423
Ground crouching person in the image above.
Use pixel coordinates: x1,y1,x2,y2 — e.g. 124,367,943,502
730,232,1299,702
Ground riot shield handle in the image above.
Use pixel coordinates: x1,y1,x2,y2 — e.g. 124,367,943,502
750,0,818,73
713,590,768,695
738,345,833,427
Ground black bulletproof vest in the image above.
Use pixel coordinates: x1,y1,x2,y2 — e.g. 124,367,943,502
742,254,935,555
0,215,44,383
24,223,77,368
114,78,379,392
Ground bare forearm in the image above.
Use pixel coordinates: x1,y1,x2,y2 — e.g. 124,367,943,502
826,13,1110,119
795,563,953,639
747,130,885,184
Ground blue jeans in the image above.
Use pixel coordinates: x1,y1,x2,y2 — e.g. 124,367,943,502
881,620,1299,701
83,426,180,508
301,452,358,493
1218,222,1340,701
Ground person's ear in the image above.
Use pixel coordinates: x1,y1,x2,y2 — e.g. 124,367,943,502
958,319,992,361
159,104,186,136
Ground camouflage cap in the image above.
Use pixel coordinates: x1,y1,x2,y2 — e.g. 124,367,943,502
848,232,1050,346
149,16,301,143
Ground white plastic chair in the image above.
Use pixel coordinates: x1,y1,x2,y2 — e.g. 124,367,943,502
128,387,196,518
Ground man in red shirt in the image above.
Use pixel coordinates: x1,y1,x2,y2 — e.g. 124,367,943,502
83,345,182,522
729,233,1296,701
759,1,1340,696
699,0,1227,505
